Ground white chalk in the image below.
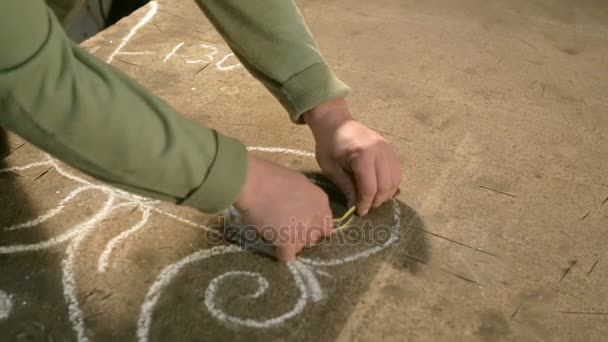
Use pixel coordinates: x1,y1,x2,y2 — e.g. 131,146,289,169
215,53,241,71
97,207,152,273
106,1,158,63
163,42,184,62
0,290,13,321
203,263,308,328
62,191,117,342
3,186,91,231
136,245,243,341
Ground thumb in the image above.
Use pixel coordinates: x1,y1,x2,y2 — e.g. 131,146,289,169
326,165,357,207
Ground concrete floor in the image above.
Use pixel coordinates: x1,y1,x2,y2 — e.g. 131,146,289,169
1,0,607,340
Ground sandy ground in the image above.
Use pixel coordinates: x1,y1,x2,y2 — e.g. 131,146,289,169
1,0,607,341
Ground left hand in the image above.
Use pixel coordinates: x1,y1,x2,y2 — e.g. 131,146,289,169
303,98,402,216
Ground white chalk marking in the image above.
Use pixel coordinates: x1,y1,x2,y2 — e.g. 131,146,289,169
162,42,184,62
62,191,116,342
0,161,52,174
136,245,243,342
185,44,217,64
314,269,333,278
201,43,218,61
204,263,308,328
0,187,113,254
191,87,196,91
1,145,403,337
215,53,241,71
97,207,152,273
106,1,158,63
0,290,13,321
48,156,93,186
293,261,323,302
3,186,91,231
118,51,155,55
247,146,315,157
245,273,270,299
149,207,213,233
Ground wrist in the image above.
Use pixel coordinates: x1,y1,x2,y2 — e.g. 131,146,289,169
234,155,260,211
303,98,353,133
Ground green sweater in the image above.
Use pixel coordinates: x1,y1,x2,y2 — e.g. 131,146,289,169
0,0,349,213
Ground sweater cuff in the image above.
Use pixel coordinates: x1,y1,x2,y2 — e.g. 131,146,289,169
181,132,248,213
279,63,350,123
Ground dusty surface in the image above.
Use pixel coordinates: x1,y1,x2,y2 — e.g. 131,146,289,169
1,0,608,341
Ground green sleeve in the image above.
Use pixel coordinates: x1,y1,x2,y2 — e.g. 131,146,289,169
0,1,247,213
194,0,350,123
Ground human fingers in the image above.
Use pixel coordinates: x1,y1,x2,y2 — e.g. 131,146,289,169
350,153,377,216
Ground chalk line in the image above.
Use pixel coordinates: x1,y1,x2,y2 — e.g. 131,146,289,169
106,1,158,63
247,146,315,157
314,269,333,278
49,156,94,186
201,43,218,62
244,273,270,299
118,51,155,56
163,42,184,62
293,261,323,302
0,187,113,254
0,161,52,174
136,245,243,342
0,290,13,321
3,186,91,231
204,263,308,329
149,207,215,234
185,43,218,64
51,155,151,205
97,207,152,273
62,191,116,342
215,53,241,71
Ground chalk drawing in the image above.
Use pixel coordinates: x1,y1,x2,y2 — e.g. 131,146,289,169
293,261,324,302
201,43,218,63
117,51,155,56
63,191,116,342
97,207,152,273
0,146,403,340
163,42,184,62
216,53,242,71
203,263,308,329
0,290,13,321
3,186,93,232
106,1,158,63
136,245,241,341
184,43,217,64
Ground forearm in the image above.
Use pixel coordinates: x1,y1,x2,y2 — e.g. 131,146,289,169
0,1,247,213
194,0,350,122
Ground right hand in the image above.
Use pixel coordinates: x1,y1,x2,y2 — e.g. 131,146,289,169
234,156,334,262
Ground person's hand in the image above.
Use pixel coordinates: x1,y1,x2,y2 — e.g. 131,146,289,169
303,98,402,216
234,156,333,262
